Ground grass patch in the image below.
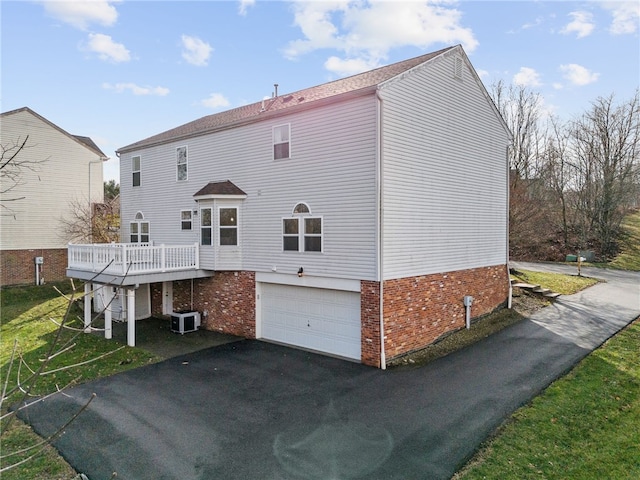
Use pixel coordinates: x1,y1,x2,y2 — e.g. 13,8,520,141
608,210,640,271
1,281,160,478
454,318,640,480
511,269,599,295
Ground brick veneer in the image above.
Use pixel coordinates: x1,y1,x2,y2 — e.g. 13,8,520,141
361,280,382,367
1,248,68,286
166,271,256,338
381,264,508,362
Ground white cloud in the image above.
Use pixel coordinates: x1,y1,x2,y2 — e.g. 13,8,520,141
103,82,169,96
324,56,380,76
560,11,595,38
513,67,542,87
284,1,478,74
559,64,599,86
181,35,213,66
238,0,256,16
601,1,640,34
41,0,119,30
201,93,230,109
84,33,130,62
560,11,596,38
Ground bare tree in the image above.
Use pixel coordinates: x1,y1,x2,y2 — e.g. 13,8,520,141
0,135,47,218
569,91,640,257
59,196,120,244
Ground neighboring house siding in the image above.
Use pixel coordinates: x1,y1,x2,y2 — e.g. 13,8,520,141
380,51,509,280
120,95,379,281
0,109,104,250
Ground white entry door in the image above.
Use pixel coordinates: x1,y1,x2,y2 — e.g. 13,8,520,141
259,283,361,360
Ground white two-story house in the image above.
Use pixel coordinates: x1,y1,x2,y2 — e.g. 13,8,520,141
67,45,511,368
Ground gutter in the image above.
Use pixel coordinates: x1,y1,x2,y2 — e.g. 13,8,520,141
506,144,513,308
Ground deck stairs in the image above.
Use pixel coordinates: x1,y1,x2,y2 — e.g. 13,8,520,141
510,278,561,299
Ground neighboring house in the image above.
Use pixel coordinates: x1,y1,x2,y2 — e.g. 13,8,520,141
1,107,107,286
67,45,511,368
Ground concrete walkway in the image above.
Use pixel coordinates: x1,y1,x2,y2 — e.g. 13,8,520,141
18,264,639,480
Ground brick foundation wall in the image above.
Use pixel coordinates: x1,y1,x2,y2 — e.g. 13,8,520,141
171,272,256,338
361,280,382,368
382,264,508,362
1,248,68,286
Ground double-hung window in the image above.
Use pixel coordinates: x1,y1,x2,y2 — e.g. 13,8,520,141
219,207,238,246
177,146,187,181
273,124,290,160
181,210,192,230
283,203,322,252
201,208,212,246
130,212,149,243
132,156,141,187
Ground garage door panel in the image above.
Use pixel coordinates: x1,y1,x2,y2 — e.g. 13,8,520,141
260,284,361,360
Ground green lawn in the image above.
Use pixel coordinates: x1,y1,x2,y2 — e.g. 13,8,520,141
455,318,640,480
1,281,158,478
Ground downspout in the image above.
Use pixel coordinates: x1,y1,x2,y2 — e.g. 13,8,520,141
376,90,386,370
506,144,513,309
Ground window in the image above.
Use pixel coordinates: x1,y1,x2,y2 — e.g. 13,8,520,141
132,156,141,187
219,207,238,246
201,208,212,246
181,210,192,230
130,213,149,243
273,124,290,160
283,203,322,252
177,146,187,181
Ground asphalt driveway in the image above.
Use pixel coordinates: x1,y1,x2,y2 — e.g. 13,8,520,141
18,265,639,479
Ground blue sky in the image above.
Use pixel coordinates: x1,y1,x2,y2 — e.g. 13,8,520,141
3,1,639,182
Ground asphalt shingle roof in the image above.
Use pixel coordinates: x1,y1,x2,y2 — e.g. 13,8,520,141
118,46,456,153
193,180,247,198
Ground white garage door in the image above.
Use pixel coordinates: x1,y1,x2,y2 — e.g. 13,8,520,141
260,283,361,360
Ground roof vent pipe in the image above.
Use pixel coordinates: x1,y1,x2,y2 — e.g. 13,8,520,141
274,83,279,97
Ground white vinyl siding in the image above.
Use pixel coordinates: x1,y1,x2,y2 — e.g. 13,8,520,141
119,95,378,280
0,109,104,250
379,51,509,279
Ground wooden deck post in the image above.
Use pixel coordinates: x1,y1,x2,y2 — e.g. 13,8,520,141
104,286,112,340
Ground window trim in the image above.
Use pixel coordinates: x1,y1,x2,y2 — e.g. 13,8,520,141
282,212,323,253
200,207,213,246
132,155,141,187
273,124,291,160
130,212,149,243
180,210,192,231
176,146,188,181
218,206,238,246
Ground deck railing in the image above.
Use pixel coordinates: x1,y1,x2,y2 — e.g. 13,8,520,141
68,243,199,276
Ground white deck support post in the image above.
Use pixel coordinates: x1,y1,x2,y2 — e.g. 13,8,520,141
126,287,136,347
84,282,92,333
104,287,112,340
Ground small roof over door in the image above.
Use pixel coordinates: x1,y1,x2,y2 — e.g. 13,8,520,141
193,180,247,200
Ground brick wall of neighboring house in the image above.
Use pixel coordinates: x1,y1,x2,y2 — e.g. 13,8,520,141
1,248,68,286
361,280,382,368
382,264,509,362
171,272,256,338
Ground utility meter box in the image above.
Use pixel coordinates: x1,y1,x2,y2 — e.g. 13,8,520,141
35,257,44,265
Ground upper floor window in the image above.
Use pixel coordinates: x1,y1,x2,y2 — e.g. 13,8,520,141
219,207,238,246
273,124,290,160
177,146,188,181
132,156,141,187
181,210,192,230
283,203,322,252
130,212,149,243
201,208,212,246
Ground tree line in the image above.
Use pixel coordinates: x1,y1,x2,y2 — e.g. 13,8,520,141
492,82,640,261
